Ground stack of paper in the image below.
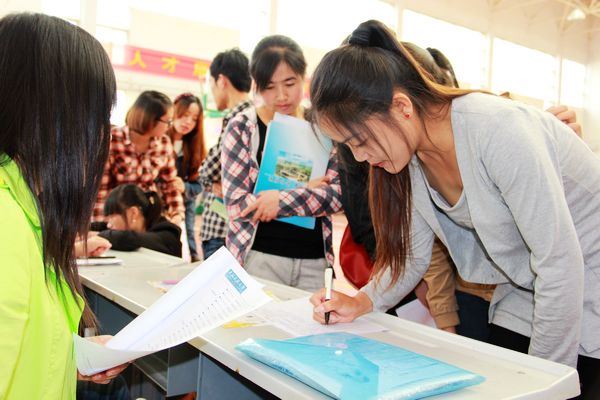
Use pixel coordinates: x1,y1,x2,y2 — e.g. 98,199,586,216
237,332,484,400
74,247,271,375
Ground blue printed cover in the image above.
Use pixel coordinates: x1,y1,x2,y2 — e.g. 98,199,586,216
254,114,332,229
236,332,484,400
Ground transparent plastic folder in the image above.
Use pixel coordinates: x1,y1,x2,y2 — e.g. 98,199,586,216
236,332,484,400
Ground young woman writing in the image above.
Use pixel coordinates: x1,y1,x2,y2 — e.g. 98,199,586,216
310,20,600,397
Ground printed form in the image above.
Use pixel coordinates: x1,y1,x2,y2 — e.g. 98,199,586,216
253,297,386,337
74,247,271,375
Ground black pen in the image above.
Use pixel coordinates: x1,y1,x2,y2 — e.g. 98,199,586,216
324,267,333,325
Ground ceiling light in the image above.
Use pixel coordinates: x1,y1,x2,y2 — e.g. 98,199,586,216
566,7,586,21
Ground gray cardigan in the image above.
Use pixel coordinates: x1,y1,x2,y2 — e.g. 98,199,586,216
362,92,600,367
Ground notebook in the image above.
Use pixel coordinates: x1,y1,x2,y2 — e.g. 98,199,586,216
254,113,333,229
236,332,484,400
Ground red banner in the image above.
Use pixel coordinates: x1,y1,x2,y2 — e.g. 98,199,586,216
109,45,211,82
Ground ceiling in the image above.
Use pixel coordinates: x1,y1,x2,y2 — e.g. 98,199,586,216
489,0,600,33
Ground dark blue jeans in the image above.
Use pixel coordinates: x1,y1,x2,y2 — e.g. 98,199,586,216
456,290,491,343
184,181,203,258
76,376,130,400
202,238,225,260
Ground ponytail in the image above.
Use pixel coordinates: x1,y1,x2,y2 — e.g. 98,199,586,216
143,191,163,229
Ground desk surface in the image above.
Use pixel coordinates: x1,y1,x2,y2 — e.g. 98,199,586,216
78,249,580,400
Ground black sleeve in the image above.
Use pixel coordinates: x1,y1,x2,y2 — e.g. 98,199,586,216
336,144,376,260
98,228,182,257
90,221,108,232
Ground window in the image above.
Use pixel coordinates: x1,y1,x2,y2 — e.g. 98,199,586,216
491,38,558,102
97,0,131,30
277,0,396,51
401,10,488,89
110,90,128,126
560,59,586,108
42,0,80,21
95,26,128,46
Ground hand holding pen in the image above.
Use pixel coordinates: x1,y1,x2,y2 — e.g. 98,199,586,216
310,277,375,325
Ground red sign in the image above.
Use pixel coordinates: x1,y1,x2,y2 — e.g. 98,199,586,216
110,45,211,82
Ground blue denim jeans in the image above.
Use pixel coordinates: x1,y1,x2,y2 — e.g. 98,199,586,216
76,376,130,400
202,238,225,260
456,290,491,342
184,181,203,258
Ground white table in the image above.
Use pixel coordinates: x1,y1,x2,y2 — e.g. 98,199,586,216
78,248,580,399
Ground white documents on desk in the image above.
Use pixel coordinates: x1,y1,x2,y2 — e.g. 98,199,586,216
76,257,123,266
74,247,271,375
253,297,386,337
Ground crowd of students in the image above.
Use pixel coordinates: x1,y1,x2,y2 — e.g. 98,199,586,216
1,11,599,400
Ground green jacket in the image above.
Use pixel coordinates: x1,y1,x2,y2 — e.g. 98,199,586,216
0,156,82,399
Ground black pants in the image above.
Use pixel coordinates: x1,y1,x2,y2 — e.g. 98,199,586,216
489,324,600,400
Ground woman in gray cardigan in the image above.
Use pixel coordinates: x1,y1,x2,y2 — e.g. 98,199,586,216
309,20,600,398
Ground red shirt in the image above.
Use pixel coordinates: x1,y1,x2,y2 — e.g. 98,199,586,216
92,126,184,222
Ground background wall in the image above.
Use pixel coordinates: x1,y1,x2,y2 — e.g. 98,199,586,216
0,0,597,150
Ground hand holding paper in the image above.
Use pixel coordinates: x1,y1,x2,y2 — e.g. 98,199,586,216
74,247,271,375
77,336,129,384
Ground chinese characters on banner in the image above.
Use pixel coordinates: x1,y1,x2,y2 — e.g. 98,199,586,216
111,45,211,81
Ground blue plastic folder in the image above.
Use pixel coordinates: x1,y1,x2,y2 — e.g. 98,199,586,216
254,114,333,229
236,332,484,400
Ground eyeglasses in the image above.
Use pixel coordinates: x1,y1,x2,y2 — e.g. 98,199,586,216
157,118,173,127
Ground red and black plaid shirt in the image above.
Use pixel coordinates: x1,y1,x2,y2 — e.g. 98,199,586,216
92,126,184,222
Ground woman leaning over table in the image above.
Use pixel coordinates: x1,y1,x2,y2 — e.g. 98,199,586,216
309,20,600,398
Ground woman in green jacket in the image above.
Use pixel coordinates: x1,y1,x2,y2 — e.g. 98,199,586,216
0,13,127,399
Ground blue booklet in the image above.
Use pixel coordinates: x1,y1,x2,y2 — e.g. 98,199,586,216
236,332,484,400
254,113,333,229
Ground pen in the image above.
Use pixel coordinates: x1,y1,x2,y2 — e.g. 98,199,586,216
324,267,333,325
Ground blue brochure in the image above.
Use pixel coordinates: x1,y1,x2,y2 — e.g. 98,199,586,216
236,332,484,400
254,113,333,229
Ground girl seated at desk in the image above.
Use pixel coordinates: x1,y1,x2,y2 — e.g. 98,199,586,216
93,184,182,257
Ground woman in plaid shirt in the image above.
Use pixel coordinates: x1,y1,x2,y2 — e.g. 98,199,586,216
221,36,342,292
92,91,185,225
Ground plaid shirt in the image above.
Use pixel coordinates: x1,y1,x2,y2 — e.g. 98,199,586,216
221,106,342,266
92,126,184,222
198,100,252,241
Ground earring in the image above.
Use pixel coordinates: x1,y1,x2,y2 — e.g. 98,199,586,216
404,112,410,119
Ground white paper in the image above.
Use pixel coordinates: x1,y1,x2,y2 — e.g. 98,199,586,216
253,297,386,337
74,247,271,375
395,299,436,328
76,257,123,266
73,335,150,375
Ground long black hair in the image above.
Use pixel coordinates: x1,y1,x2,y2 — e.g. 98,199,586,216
168,93,206,181
104,184,163,230
0,13,116,326
310,20,472,286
